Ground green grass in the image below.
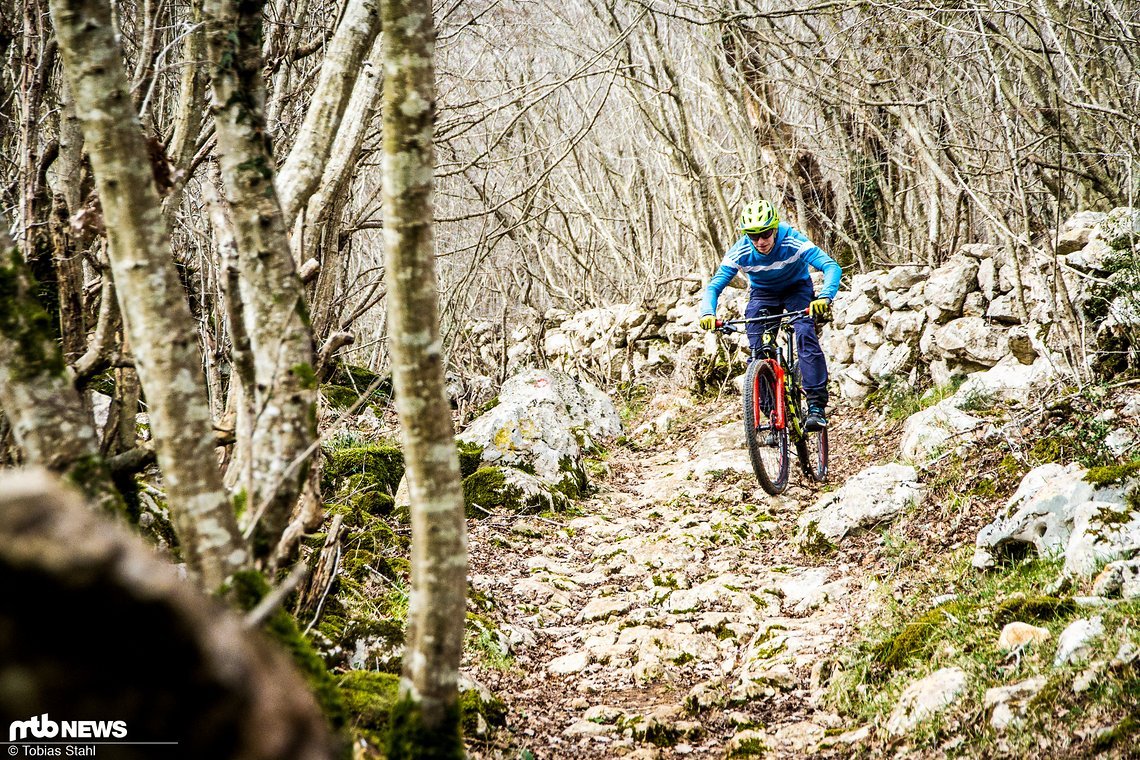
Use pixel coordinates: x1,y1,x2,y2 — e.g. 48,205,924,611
865,376,966,421
828,550,1140,754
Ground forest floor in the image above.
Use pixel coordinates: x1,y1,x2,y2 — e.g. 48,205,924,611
461,389,933,758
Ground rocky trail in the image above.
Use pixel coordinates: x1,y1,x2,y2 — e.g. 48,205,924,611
465,396,904,758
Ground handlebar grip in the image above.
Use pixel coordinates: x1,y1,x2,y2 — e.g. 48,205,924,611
715,319,724,328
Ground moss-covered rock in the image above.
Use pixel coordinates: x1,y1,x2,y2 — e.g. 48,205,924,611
329,363,392,395
1084,459,1140,488
870,607,955,675
462,466,570,518
341,666,504,754
338,670,400,750
992,595,1075,627
321,384,364,410
323,444,405,496
457,441,485,479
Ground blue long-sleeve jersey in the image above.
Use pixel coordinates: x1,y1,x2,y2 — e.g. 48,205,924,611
700,223,842,316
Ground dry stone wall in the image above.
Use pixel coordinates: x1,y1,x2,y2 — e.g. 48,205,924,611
457,208,1139,398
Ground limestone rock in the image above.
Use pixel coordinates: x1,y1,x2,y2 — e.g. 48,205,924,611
886,667,967,735
1097,207,1140,251
962,291,987,317
973,463,1129,570
548,650,591,675
884,310,926,344
948,356,1055,406
998,622,1050,651
1065,238,1113,272
1054,617,1104,666
977,258,997,301
1063,502,1140,577
934,317,1009,366
926,256,979,317
869,342,915,381
797,463,922,543
899,401,982,460
459,369,622,489
1091,559,1140,599
883,266,928,291
984,676,1046,731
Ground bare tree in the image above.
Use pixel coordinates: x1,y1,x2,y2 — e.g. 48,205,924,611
47,0,247,590
379,0,467,753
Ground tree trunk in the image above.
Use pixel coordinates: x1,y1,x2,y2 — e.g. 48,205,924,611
276,0,382,226
0,222,122,516
202,0,318,568
379,0,467,754
46,0,247,591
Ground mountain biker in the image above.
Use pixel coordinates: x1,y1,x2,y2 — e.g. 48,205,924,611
699,199,842,432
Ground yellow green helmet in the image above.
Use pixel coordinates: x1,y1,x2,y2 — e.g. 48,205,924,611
739,199,779,233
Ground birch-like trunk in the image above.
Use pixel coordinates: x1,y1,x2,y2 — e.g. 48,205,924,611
46,0,247,590
380,0,467,752
276,0,382,226
0,223,122,516
202,0,317,566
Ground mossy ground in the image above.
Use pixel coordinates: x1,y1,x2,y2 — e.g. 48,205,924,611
828,551,1140,755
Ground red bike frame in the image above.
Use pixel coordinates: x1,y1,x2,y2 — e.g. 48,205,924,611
752,357,787,430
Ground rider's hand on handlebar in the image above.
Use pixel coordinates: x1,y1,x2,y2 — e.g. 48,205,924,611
699,314,717,331
809,298,832,322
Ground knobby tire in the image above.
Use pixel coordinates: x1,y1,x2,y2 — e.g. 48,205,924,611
743,360,789,495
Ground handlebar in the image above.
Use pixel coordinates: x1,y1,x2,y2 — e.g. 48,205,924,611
715,307,811,333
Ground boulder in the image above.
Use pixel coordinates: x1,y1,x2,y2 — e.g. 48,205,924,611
972,463,1131,570
947,356,1055,406
1064,238,1112,273
934,317,1010,366
977,258,997,301
838,366,874,401
821,325,855,366
458,369,622,491
1054,617,1104,666
884,310,926,344
883,266,928,292
986,295,1021,324
899,401,983,460
886,667,967,735
998,622,1050,651
1091,559,1140,599
844,293,879,326
1062,501,1140,577
1056,226,1095,256
869,343,915,381
959,243,1000,260
796,463,922,544
1062,210,1108,233
1006,325,1038,364
926,256,980,316
998,263,1016,293
962,291,987,317
984,676,1046,731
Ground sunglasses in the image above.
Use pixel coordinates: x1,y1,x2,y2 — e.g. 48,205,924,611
746,229,776,242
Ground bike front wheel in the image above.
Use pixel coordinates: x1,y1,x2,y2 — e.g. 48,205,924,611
743,360,789,495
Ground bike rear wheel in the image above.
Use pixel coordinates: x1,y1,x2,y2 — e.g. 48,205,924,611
743,360,789,495
795,424,829,482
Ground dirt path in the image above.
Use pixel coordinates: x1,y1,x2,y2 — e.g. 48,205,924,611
467,397,899,758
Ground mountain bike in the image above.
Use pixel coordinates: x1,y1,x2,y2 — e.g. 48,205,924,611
716,309,829,495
